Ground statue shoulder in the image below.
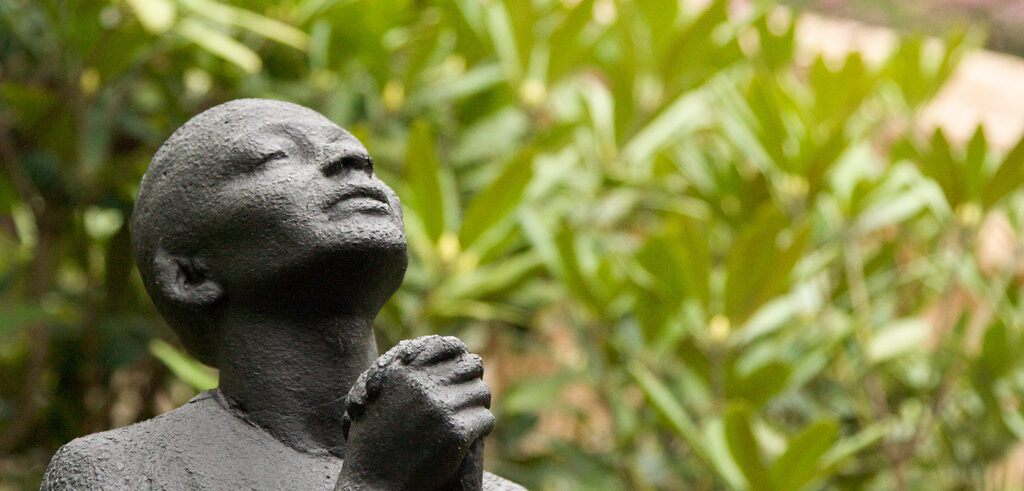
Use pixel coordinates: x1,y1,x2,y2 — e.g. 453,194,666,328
483,471,528,490
40,432,131,490
40,390,225,489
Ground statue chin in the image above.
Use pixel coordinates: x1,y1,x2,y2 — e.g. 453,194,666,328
241,240,409,318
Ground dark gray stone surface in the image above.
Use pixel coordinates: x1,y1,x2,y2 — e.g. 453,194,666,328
41,99,524,490
42,390,344,489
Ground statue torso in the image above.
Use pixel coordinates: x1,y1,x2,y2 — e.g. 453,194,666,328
42,390,525,490
42,390,343,490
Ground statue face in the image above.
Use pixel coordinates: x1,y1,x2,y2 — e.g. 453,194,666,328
196,105,407,309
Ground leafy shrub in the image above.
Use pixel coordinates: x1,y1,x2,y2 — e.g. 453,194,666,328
2,0,1023,489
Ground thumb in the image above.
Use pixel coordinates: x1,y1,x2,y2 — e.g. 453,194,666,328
441,438,484,491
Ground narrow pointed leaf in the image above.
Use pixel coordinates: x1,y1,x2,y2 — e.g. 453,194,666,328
724,403,771,490
176,19,261,73
180,0,309,50
770,419,838,491
404,122,447,241
150,339,218,391
964,125,987,201
629,363,739,486
459,148,534,248
983,132,1024,208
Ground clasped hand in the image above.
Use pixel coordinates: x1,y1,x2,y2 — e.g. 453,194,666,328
337,336,494,491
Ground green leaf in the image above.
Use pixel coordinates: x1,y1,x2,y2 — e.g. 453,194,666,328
629,362,742,487
635,215,710,312
964,125,988,201
730,361,790,408
621,89,706,169
547,0,595,81
635,0,679,51
483,0,521,81
409,63,505,109
745,77,790,170
770,419,838,491
519,209,560,280
978,321,1015,379
580,78,617,162
820,422,888,470
754,9,796,70
179,0,309,51
459,147,534,248
554,221,601,313
867,318,929,364
434,253,542,302
660,0,728,83
920,127,963,207
176,19,262,73
724,206,808,323
704,417,753,490
149,339,218,391
501,372,575,414
724,403,771,490
125,0,176,34
854,179,931,233
402,15,443,88
404,122,447,242
983,131,1024,208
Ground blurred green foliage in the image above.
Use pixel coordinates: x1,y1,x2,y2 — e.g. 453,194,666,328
3,0,1024,489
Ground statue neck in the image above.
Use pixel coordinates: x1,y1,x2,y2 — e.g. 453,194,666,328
214,309,377,457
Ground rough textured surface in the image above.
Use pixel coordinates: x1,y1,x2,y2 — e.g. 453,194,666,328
42,391,344,490
42,99,525,490
42,390,522,490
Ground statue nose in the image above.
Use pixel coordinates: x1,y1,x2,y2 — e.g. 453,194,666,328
322,153,374,178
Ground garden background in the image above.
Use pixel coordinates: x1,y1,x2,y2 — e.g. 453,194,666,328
3,0,1024,489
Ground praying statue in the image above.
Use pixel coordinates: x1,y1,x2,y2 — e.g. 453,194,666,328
41,99,523,490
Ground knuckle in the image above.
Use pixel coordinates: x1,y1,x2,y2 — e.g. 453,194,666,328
472,378,491,394
463,407,495,436
471,382,492,408
441,335,464,346
442,336,469,353
465,353,484,369
482,390,492,409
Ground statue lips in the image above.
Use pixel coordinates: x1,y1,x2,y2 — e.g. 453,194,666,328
324,184,391,217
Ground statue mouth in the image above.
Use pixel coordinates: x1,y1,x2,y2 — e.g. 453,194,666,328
325,185,391,215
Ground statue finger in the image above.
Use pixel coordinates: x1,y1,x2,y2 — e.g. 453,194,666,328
447,379,492,410
404,335,468,366
440,354,485,384
452,406,496,442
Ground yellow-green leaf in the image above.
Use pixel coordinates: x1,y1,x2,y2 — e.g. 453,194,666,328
149,339,218,391
725,403,771,490
126,0,176,34
459,148,534,248
176,19,262,73
179,0,309,51
404,122,446,241
770,419,838,491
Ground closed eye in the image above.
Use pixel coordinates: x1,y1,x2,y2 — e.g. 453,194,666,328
253,150,287,168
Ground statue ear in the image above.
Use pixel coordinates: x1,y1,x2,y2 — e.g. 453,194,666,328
153,248,224,308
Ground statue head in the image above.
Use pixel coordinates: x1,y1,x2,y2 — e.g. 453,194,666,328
131,99,408,367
